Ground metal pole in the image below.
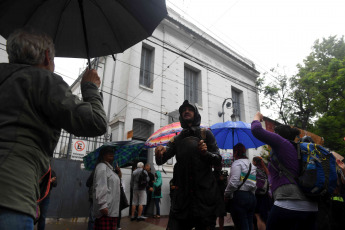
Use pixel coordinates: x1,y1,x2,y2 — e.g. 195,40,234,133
66,133,73,159
78,0,91,68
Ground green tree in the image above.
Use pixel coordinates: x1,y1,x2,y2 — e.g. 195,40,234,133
256,66,295,125
293,36,345,155
258,36,345,156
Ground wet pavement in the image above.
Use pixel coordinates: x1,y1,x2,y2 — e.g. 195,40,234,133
42,214,235,230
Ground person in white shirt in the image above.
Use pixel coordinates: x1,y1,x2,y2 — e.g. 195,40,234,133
224,143,257,230
93,147,121,230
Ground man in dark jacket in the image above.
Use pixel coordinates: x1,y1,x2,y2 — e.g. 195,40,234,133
155,100,221,230
0,29,107,229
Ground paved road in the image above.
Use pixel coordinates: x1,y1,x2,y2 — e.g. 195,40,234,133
42,215,234,230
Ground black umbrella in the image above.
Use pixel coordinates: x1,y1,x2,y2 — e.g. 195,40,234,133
0,0,167,66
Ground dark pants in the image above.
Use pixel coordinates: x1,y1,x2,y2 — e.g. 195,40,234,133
330,199,345,230
38,194,51,230
230,191,256,230
154,198,160,215
266,205,317,230
167,212,216,230
143,190,152,215
0,207,34,230
87,201,95,230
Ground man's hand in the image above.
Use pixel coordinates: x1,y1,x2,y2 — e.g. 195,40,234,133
149,187,154,192
115,166,122,179
337,159,345,170
81,69,101,88
253,111,263,122
50,177,56,183
155,145,166,157
198,140,207,155
100,208,108,216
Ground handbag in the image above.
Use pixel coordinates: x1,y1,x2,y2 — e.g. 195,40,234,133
153,185,162,196
119,183,129,210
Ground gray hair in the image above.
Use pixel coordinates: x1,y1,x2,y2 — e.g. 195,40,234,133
137,162,144,168
6,29,55,65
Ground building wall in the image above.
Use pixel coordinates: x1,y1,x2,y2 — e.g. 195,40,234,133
0,9,261,216
68,9,260,216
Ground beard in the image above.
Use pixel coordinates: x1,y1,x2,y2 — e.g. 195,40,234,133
183,117,194,123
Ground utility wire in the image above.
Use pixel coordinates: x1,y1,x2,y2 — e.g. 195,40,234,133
116,0,245,116
166,1,283,84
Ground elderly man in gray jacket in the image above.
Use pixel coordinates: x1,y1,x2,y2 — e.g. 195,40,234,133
0,29,107,229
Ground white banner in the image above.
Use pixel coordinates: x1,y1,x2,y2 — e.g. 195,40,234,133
71,139,87,161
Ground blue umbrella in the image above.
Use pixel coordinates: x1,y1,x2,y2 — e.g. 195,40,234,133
83,140,146,171
210,121,266,149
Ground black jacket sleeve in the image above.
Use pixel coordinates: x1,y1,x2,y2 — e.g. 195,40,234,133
200,129,221,165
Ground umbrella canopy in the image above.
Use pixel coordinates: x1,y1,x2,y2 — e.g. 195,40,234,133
220,151,232,167
210,121,266,150
145,122,207,148
83,140,146,171
0,0,167,60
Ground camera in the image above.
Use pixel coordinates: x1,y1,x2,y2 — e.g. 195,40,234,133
221,170,228,176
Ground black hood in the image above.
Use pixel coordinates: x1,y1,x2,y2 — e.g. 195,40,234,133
178,100,201,129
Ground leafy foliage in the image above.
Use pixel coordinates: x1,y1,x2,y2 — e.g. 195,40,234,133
256,66,295,125
258,36,345,156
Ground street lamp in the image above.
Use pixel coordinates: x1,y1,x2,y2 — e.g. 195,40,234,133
218,98,233,123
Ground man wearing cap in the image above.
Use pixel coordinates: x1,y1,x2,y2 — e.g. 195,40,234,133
155,100,221,230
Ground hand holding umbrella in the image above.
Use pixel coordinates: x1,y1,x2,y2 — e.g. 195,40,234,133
198,140,207,155
81,69,101,88
155,145,166,158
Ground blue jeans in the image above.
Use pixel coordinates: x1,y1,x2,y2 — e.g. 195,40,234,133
230,191,256,230
266,205,317,230
154,198,160,215
38,194,50,230
0,207,34,230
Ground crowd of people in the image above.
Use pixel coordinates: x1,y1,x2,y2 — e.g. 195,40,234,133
1,28,345,230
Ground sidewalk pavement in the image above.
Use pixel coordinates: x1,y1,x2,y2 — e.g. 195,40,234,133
43,215,234,230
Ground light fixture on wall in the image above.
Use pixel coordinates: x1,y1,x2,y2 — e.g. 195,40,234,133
218,98,233,123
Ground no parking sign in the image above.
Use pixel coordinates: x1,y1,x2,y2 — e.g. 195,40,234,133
71,139,87,161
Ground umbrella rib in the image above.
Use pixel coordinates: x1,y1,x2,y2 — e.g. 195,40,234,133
54,0,72,42
89,0,125,53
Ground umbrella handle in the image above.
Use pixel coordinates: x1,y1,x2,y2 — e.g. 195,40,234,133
78,0,91,68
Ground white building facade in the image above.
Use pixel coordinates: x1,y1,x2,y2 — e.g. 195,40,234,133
0,8,261,217
69,8,261,216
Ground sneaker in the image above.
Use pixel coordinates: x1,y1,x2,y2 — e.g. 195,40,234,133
137,216,147,221
130,216,136,221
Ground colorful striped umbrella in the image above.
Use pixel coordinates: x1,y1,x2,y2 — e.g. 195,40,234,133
145,122,207,148
83,140,146,171
220,151,233,167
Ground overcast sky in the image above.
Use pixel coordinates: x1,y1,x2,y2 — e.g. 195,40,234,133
53,0,345,117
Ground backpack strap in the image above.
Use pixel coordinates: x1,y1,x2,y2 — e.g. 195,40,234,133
270,150,296,184
236,163,252,191
37,165,52,203
200,128,207,141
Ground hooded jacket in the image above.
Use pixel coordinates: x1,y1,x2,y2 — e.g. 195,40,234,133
0,63,107,218
156,100,221,219
152,171,162,198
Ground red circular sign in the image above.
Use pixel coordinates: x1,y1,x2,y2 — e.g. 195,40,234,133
74,141,85,151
